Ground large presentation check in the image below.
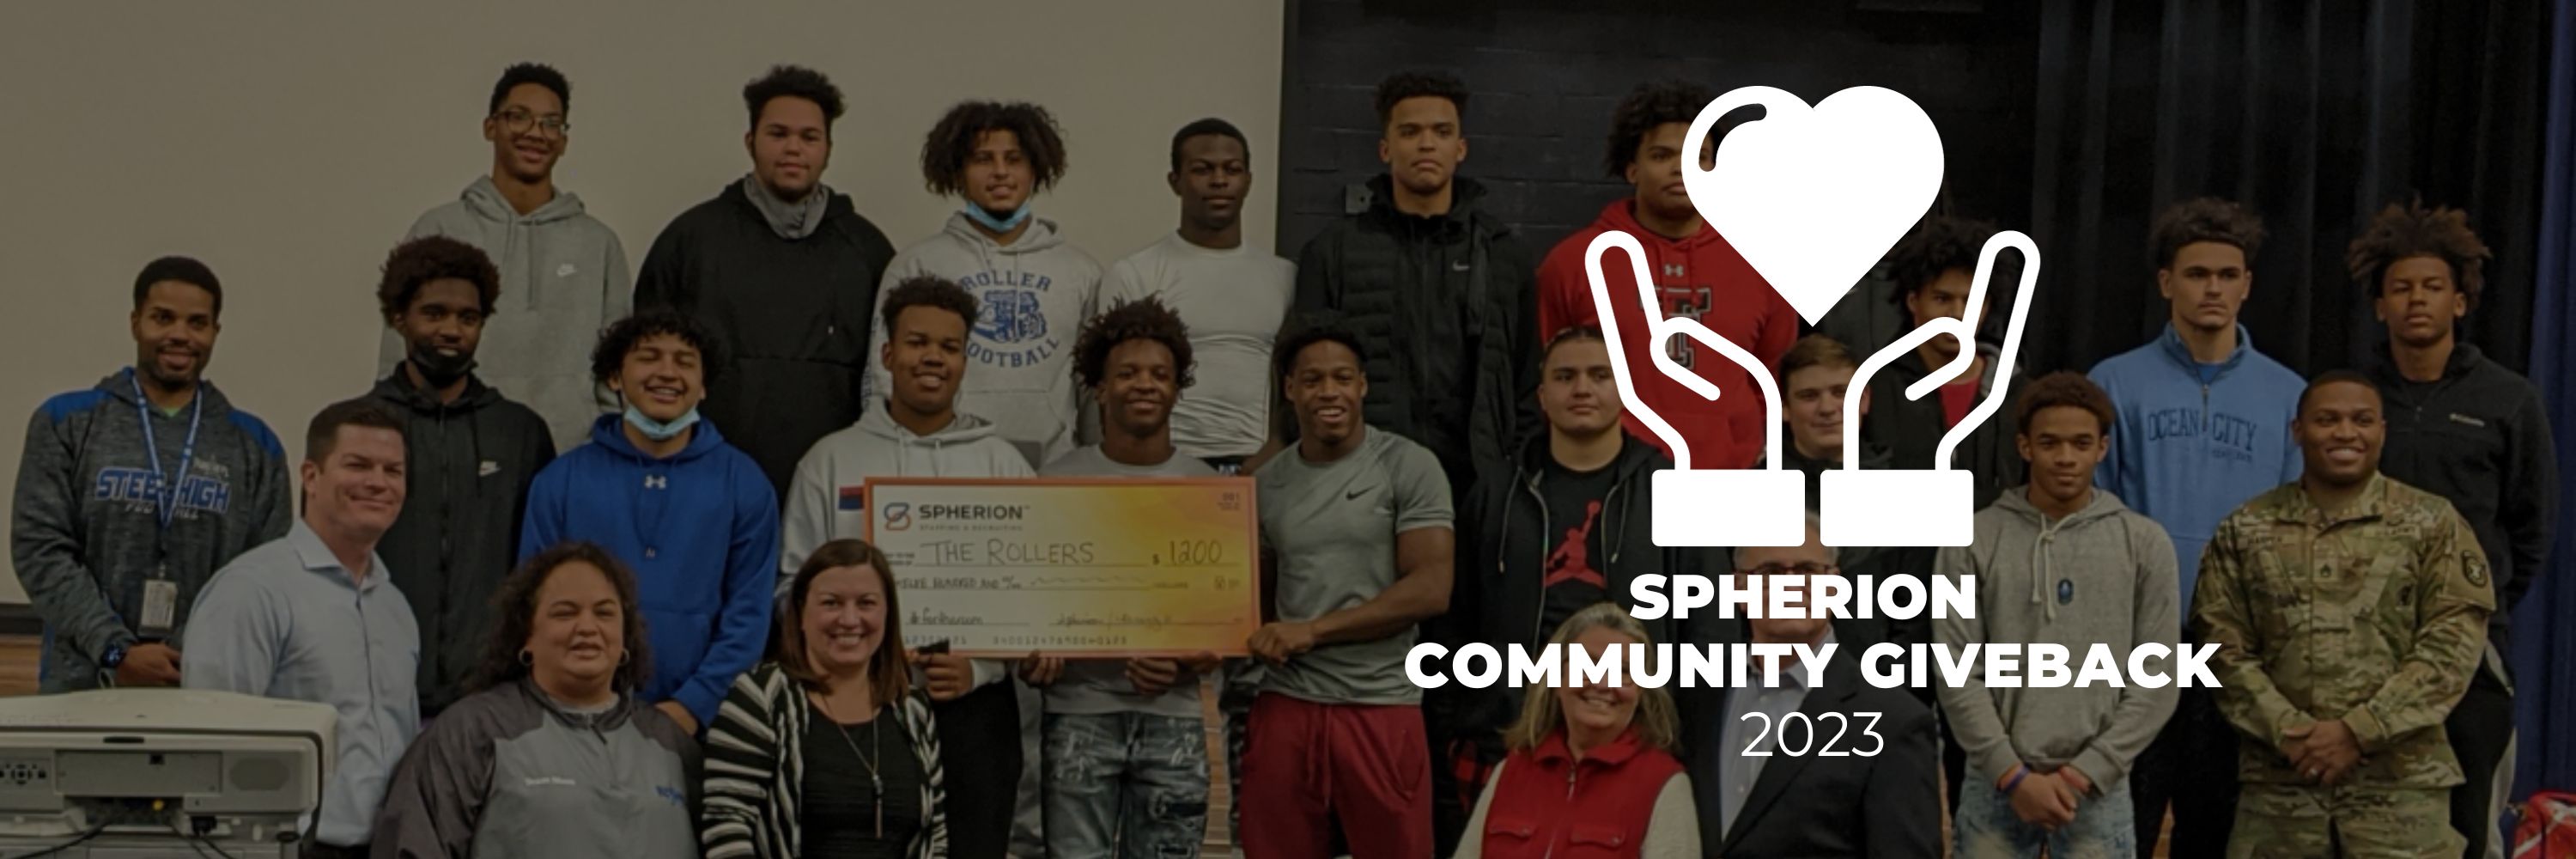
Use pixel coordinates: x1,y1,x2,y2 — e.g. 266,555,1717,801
863,477,1261,657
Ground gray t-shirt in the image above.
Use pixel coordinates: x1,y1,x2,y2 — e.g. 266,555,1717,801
1255,428,1453,705
1037,445,1221,717
1100,233,1297,459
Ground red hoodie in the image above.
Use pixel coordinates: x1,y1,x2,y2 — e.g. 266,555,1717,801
1537,200,1797,470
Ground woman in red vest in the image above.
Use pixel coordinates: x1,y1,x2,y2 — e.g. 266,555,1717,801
1457,603,1698,857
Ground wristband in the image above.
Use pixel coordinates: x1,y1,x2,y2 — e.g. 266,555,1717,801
2001,765,2029,794
101,643,128,670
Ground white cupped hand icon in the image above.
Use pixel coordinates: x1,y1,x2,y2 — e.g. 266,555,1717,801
1584,84,1947,548
1584,231,1806,547
1822,230,2042,547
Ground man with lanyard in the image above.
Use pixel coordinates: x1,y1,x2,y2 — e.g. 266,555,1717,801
12,256,293,691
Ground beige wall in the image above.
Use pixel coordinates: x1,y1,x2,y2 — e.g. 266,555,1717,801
0,1,1286,603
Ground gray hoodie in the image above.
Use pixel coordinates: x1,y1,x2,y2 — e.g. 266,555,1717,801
780,404,1034,582
867,213,1101,466
382,177,632,450
1934,488,2180,789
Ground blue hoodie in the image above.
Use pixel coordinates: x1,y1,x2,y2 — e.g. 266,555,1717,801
518,415,779,726
2088,323,2302,607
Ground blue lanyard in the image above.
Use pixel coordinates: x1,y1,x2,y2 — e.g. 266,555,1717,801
128,369,204,532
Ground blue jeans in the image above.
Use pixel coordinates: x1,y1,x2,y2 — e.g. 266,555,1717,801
1042,711,1211,859
1956,766,2138,859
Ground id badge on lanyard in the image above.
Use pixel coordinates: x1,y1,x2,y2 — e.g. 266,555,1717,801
131,371,201,641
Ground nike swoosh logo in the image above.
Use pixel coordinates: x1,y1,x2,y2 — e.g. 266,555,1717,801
1345,489,1369,500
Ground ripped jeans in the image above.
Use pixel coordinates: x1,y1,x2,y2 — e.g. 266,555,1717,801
1042,711,1211,858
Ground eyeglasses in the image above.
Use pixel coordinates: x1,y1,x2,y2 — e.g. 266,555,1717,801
494,108,569,137
1736,562,1837,578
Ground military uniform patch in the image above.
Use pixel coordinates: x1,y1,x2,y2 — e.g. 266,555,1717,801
2464,552,2488,588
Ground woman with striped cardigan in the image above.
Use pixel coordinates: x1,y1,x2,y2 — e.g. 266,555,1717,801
702,539,948,858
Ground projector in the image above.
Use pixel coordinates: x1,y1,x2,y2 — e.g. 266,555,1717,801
0,689,333,857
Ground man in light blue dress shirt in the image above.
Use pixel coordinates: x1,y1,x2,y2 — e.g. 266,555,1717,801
185,399,420,859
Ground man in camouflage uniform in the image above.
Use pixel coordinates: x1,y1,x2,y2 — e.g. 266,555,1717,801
2192,371,2494,859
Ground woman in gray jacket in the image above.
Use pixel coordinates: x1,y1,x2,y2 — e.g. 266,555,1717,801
372,542,702,859
702,539,947,858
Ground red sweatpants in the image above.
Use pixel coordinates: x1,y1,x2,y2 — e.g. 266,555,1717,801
1238,692,1433,859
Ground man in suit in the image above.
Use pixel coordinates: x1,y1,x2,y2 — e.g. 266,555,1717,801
1680,515,1941,859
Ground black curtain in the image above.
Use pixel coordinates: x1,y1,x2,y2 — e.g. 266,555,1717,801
2024,0,2551,377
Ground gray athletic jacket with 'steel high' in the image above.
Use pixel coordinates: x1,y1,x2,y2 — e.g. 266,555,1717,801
373,679,702,859
10,370,292,691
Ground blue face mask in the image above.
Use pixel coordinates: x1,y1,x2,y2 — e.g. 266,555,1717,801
963,202,1032,234
623,405,701,442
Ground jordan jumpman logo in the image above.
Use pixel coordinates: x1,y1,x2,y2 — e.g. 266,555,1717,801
1542,500,1608,588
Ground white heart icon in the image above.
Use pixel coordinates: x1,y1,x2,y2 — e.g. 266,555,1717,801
1685,86,1945,326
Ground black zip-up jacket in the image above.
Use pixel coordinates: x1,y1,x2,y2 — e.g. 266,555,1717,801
1437,436,1722,729
1291,174,1540,493
368,370,555,714
634,181,897,500
1862,344,2027,511
2366,342,2558,646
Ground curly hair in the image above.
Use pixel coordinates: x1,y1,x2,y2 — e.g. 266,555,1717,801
1374,70,1470,129
1072,297,1194,391
878,275,981,336
920,101,1068,197
1884,215,2019,308
2346,198,2490,312
742,64,844,131
1273,320,1368,383
488,62,569,116
2150,198,2265,269
2014,371,2117,435
470,541,653,697
1604,79,1716,177
590,308,724,386
377,235,500,325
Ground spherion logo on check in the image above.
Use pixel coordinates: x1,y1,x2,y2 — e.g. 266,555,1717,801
883,502,913,532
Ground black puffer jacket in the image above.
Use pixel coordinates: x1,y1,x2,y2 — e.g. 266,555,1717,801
368,370,555,715
1291,174,1539,492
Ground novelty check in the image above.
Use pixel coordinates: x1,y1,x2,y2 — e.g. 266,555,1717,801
863,477,1261,657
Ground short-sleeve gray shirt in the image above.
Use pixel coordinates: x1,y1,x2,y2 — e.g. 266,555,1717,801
1255,427,1453,705
1036,445,1219,717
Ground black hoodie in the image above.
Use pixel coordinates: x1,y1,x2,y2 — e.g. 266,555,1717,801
368,369,556,714
1291,174,1540,493
634,181,897,500
2366,342,2558,646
